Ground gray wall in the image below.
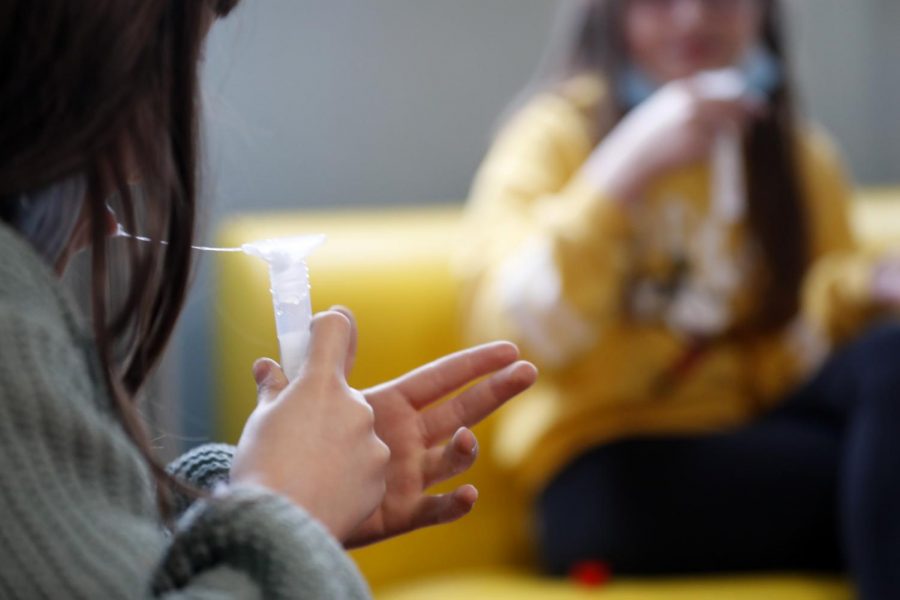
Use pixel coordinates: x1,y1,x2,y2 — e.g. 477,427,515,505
789,0,900,185
167,0,900,450
198,0,900,221
200,0,557,214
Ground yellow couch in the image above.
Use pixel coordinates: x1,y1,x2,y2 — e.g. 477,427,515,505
212,189,900,599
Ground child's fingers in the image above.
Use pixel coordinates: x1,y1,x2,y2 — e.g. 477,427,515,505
409,485,479,530
421,427,478,488
697,98,756,130
420,360,537,446
252,358,288,404
367,341,521,409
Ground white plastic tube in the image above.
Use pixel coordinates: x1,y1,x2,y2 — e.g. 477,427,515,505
711,124,745,224
693,68,751,224
242,234,326,380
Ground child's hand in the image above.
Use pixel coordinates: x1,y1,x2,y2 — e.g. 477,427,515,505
230,311,390,542
583,75,764,203
333,308,538,548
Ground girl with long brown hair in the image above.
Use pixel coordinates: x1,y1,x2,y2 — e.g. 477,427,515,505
456,0,900,596
0,1,536,597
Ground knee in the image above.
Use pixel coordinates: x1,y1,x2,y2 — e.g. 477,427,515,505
841,322,900,412
535,469,601,576
535,444,657,575
535,449,620,575
845,322,900,367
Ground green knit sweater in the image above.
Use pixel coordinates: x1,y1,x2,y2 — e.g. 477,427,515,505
0,222,371,598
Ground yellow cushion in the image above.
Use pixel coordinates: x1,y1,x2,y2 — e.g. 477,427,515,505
212,189,900,597
854,187,900,248
379,570,849,600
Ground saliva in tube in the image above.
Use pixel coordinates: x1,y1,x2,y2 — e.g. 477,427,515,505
241,234,326,380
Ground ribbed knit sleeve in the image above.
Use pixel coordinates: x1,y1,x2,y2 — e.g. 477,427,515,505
168,444,236,491
0,226,370,599
0,309,370,599
167,444,237,516
156,486,369,597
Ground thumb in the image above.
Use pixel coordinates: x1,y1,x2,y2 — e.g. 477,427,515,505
252,358,288,404
306,311,353,378
329,305,358,380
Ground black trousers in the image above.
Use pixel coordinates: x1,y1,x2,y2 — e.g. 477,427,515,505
538,324,900,600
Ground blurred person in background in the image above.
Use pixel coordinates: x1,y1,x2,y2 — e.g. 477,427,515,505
456,0,900,597
0,1,537,597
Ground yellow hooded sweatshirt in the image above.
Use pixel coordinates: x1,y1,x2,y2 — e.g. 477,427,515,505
455,76,884,495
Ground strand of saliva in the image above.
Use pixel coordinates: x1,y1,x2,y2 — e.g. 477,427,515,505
117,225,322,379
115,225,243,253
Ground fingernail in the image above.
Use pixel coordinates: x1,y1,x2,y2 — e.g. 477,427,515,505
331,305,352,318
252,360,270,385
457,427,478,456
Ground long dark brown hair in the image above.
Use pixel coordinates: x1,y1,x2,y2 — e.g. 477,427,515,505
533,0,809,334
0,0,240,516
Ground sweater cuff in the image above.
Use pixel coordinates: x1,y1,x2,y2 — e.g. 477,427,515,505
153,485,370,598
803,251,881,345
166,443,237,516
